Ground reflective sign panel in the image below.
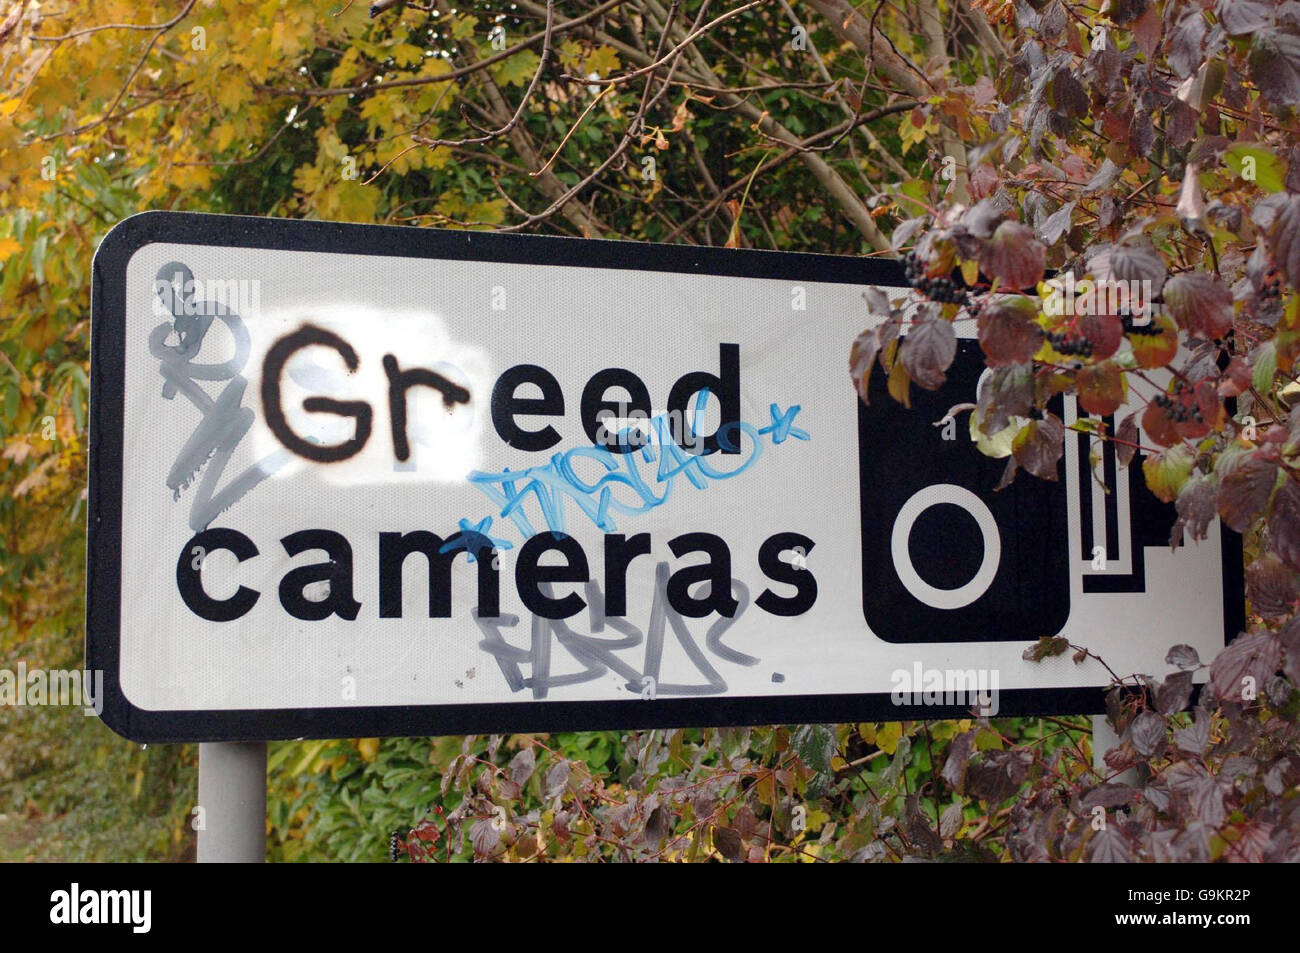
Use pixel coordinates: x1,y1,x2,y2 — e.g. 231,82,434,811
87,212,1243,741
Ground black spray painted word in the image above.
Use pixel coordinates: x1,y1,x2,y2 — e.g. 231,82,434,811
260,323,470,463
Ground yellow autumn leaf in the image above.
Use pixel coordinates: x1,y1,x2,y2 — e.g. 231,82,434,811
584,45,621,77
450,15,480,40
216,82,252,112
329,47,363,86
557,39,584,71
876,721,903,755
392,43,425,68
0,237,21,262
212,122,237,151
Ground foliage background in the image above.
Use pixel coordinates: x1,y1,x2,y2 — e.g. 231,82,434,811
0,0,1296,861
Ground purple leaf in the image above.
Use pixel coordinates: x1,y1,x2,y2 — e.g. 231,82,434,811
941,731,974,791
1268,479,1300,571
1037,201,1075,245
1012,412,1065,481
470,817,501,858
1168,12,1207,78
980,221,1047,290
1217,0,1275,37
978,295,1042,367
1126,710,1167,758
1163,272,1234,339
712,825,743,862
1246,554,1300,620
965,749,1032,804
1154,671,1195,715
1091,240,1167,295
900,314,957,391
1216,446,1280,532
977,361,1034,433
1250,32,1300,108
1165,644,1201,670
1115,413,1139,468
1174,472,1218,544
1087,825,1134,862
1209,630,1283,702
507,747,535,787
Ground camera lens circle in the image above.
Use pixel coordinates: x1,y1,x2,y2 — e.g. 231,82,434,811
890,484,1001,609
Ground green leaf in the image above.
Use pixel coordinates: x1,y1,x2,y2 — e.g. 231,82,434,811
791,723,836,774
1023,636,1070,661
1253,341,1278,393
492,50,541,88
1143,444,1195,503
875,721,904,755
970,410,1019,458
450,14,480,40
1224,144,1284,192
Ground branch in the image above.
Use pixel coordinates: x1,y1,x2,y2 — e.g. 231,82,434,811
413,0,555,149
803,0,928,99
37,0,199,141
662,101,918,247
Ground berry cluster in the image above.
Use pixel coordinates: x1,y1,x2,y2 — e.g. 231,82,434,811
1260,266,1283,301
1153,384,1204,425
903,251,970,306
1046,329,1094,358
1119,308,1161,337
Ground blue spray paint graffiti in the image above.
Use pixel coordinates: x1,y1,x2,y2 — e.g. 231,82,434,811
443,397,808,558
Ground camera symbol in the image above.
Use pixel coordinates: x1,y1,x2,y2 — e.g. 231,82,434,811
857,340,1071,643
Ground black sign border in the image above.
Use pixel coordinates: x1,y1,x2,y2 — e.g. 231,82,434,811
88,210,1246,742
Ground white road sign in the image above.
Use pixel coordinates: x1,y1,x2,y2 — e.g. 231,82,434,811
87,212,1243,741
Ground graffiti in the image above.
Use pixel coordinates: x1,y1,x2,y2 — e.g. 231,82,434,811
461,400,808,542
474,562,757,699
148,262,289,532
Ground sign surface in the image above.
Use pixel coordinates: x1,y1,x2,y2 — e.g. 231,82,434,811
88,212,1243,742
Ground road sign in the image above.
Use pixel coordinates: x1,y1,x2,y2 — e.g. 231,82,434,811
87,211,1243,742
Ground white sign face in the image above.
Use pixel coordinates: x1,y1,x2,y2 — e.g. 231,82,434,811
87,212,1242,742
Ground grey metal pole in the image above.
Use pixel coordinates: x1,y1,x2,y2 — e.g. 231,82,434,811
1092,714,1138,783
1091,715,1117,773
197,741,267,863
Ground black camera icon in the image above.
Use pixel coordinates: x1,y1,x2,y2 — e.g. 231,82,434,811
857,340,1071,643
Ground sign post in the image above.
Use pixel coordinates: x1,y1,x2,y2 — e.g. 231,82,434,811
196,742,266,862
87,210,1243,750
